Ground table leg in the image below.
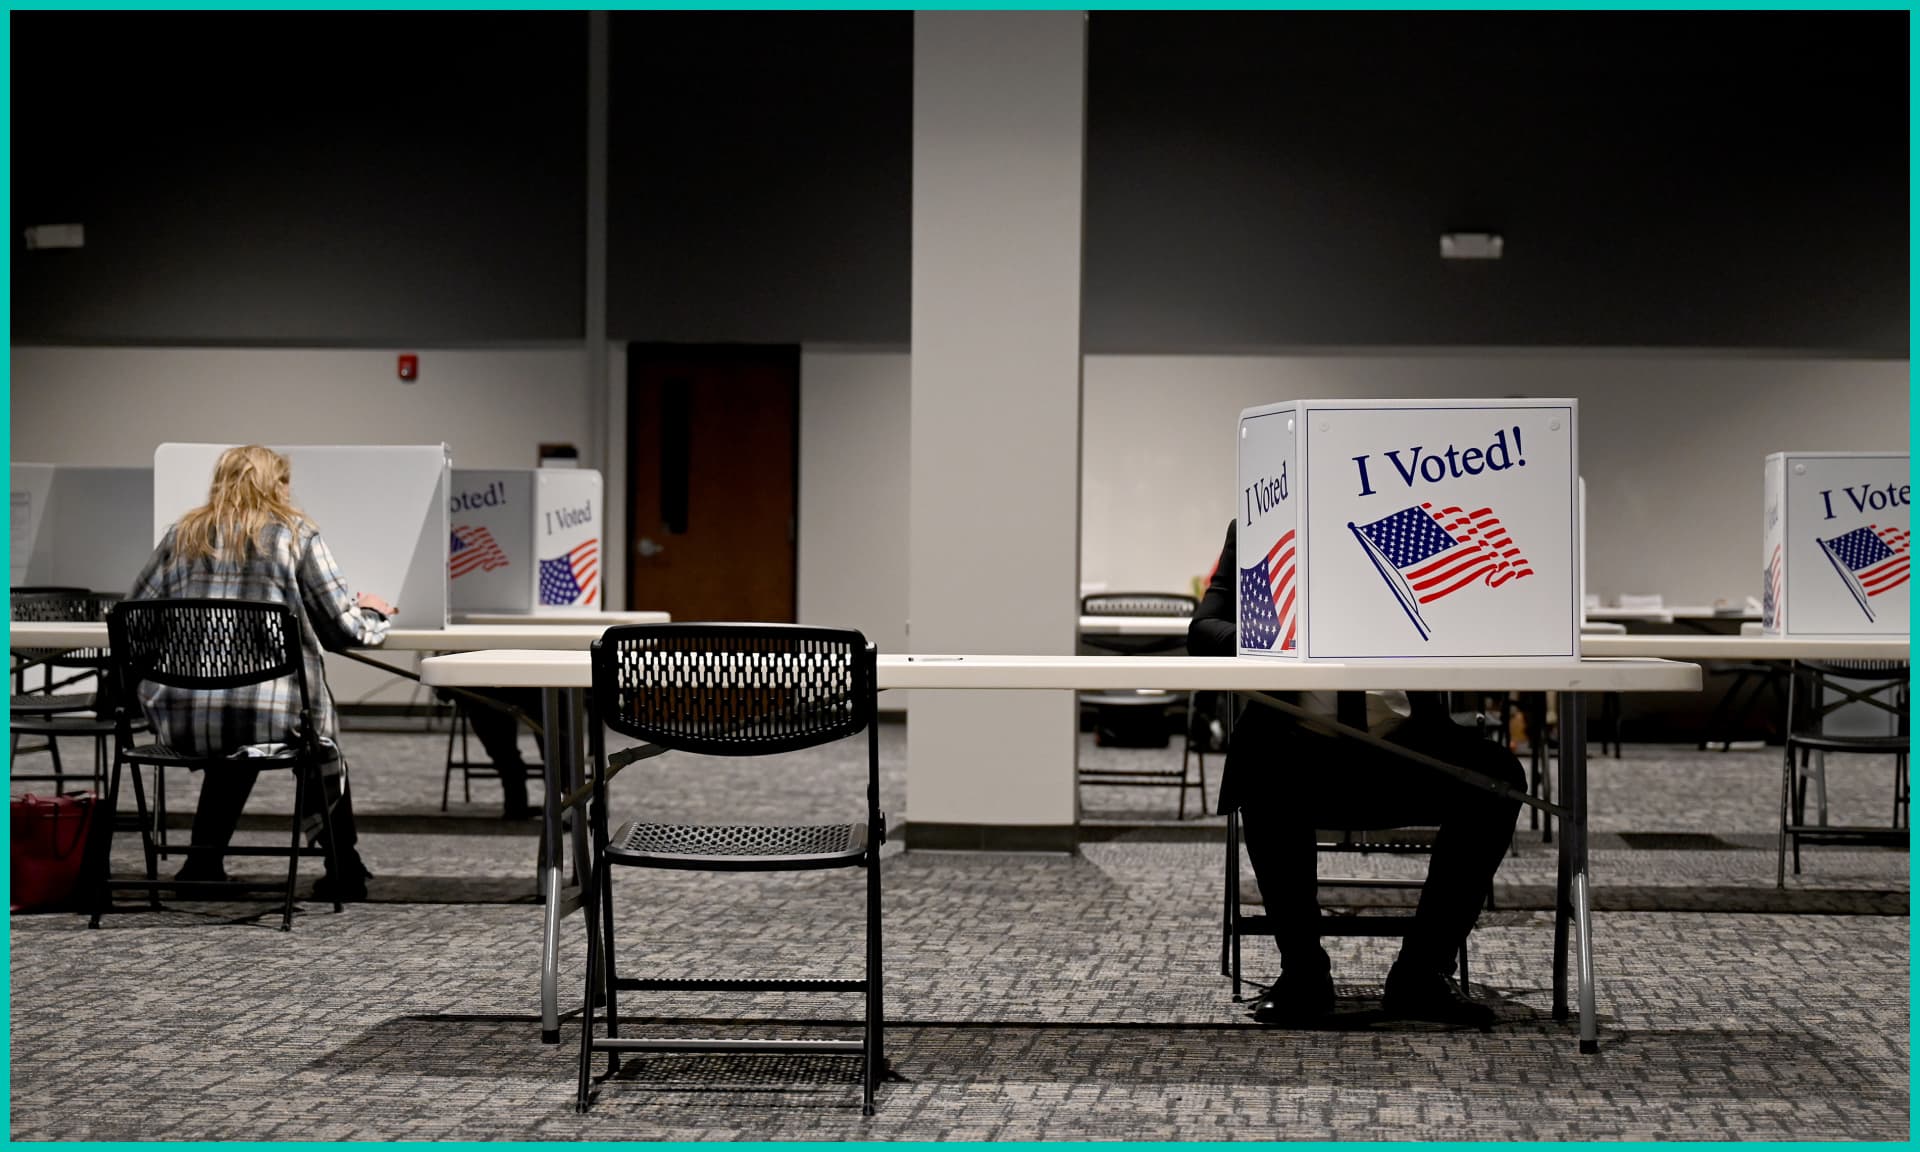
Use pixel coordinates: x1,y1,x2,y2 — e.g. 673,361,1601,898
567,688,593,891
540,688,567,1044
1552,785,1571,1021
1560,690,1599,1053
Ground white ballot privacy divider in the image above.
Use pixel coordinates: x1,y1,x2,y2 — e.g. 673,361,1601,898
11,464,155,592
154,444,450,628
1763,452,1909,638
1237,398,1580,660
447,469,603,615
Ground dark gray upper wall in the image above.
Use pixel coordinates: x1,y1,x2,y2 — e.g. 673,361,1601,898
605,13,912,345
1084,12,1910,355
11,13,1907,355
12,13,588,345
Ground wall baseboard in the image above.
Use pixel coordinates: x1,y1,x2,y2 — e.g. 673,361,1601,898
900,822,1078,853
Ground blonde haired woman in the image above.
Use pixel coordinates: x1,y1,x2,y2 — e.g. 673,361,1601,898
128,445,395,901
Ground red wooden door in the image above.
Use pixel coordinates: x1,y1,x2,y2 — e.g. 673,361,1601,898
626,344,799,622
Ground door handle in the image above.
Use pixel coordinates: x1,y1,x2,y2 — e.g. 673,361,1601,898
636,537,666,558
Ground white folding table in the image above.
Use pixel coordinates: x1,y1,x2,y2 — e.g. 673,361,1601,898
1579,634,1908,662
8,620,625,654
1079,616,1643,640
420,649,1700,1052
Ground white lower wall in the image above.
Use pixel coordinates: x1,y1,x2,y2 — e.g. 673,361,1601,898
9,346,591,469
13,344,1909,705
1082,353,1910,606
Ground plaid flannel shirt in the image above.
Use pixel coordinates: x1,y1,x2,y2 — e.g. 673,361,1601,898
127,519,390,754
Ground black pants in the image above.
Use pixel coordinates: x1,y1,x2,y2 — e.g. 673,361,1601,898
1240,713,1525,976
184,760,362,876
456,688,544,812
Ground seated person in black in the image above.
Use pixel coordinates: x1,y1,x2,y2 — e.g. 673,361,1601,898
1189,520,1526,1028
443,689,541,820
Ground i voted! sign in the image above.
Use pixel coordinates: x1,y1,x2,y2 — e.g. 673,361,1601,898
1763,452,1909,637
1237,399,1579,660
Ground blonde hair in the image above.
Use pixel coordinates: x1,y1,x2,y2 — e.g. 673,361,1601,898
174,445,307,562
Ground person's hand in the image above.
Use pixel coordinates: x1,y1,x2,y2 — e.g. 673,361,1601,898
356,592,398,617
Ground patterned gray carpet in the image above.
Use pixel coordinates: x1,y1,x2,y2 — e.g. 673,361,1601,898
9,720,1909,1140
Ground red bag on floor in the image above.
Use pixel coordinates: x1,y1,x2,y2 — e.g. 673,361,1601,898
11,792,99,912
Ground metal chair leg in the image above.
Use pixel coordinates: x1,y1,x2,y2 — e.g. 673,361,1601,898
1220,812,1234,979
575,854,602,1114
864,848,884,1116
1776,739,1794,889
600,859,621,1075
1177,732,1190,821
283,775,305,931
152,764,169,860
461,712,475,804
1227,809,1245,1000
90,756,127,929
126,762,160,908
441,706,458,812
314,767,343,914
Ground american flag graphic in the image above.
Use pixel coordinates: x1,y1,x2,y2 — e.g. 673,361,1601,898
449,525,509,579
539,538,599,606
1818,524,1909,623
1238,529,1298,651
1350,502,1533,642
1762,543,1783,631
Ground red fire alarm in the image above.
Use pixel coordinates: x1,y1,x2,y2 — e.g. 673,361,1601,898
397,354,419,383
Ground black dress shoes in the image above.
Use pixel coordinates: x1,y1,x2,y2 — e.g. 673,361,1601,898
310,863,372,904
174,863,228,882
1382,962,1496,1031
1250,965,1337,1026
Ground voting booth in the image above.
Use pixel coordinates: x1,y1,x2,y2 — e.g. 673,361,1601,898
1762,452,1909,637
154,444,450,628
1236,398,1580,660
11,465,156,592
447,468,603,614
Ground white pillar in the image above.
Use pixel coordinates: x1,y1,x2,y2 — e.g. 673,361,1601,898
908,11,1087,851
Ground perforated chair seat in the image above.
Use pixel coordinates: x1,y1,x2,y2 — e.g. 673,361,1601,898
120,740,340,768
11,713,125,738
11,692,98,716
1787,732,1908,755
607,819,868,871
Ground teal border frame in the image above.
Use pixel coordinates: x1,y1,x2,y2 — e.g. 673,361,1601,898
1,4,1913,1148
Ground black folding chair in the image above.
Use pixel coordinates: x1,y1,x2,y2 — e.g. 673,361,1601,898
90,599,345,931
1221,693,1486,1002
1222,814,1479,1002
1077,592,1209,817
440,696,545,812
577,623,886,1115
11,591,139,795
1777,659,1910,886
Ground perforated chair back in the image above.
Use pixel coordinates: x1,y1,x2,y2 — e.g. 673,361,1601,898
1083,593,1198,618
591,623,875,757
92,599,340,932
11,588,97,619
11,590,122,671
108,599,306,697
